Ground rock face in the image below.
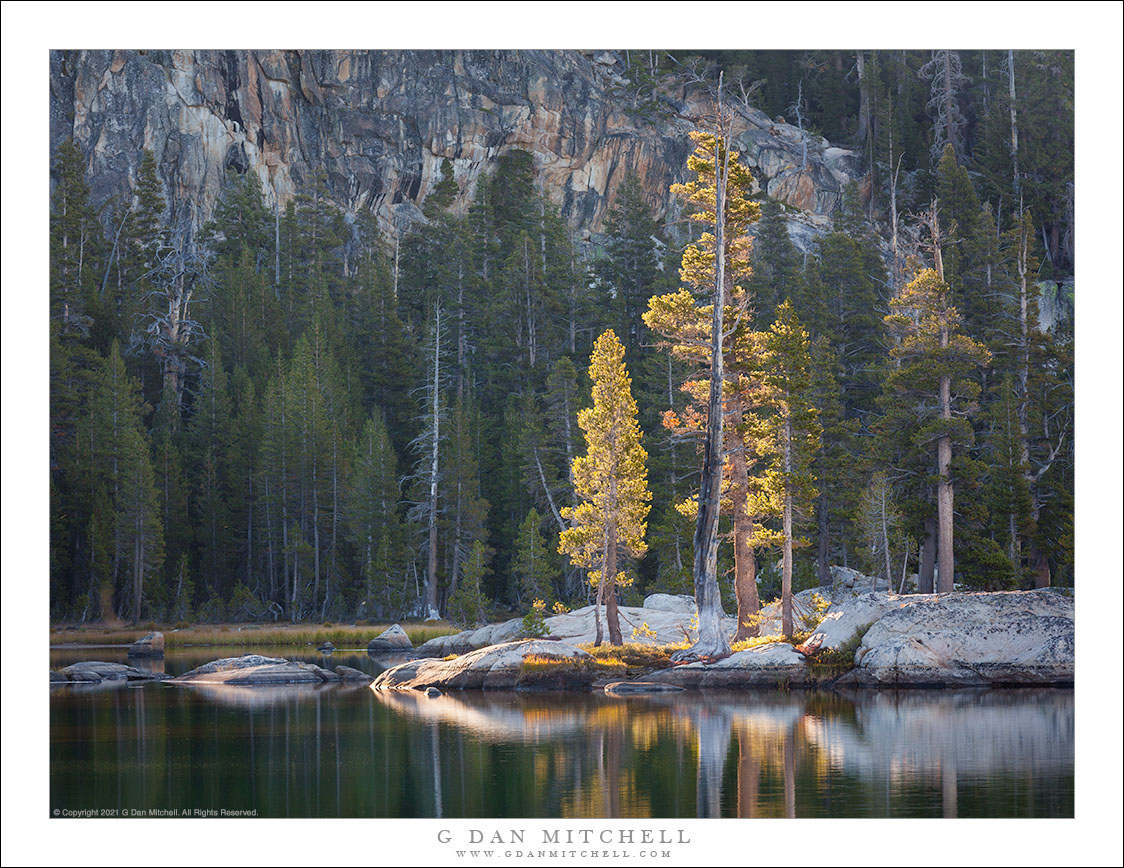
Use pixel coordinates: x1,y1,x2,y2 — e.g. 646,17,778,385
367,624,413,653
838,590,1074,687
641,593,696,613
126,631,165,658
53,661,171,684
173,654,342,685
796,591,905,653
372,640,592,691
647,643,810,688
416,604,733,656
750,588,830,637
50,50,865,248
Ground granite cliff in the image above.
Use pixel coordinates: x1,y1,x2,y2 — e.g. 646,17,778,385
49,49,866,245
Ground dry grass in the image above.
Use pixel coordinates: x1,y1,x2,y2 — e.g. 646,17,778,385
49,622,458,648
578,641,689,671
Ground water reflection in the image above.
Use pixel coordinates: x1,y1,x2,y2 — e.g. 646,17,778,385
50,671,1073,818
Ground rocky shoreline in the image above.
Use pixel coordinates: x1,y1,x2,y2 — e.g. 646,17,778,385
51,582,1074,692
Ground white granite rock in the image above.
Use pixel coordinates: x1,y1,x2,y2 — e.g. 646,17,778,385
642,593,697,613
839,590,1074,686
367,623,413,653
372,640,592,690
647,642,809,688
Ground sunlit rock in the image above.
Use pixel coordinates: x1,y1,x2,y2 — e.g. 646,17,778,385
839,590,1074,687
647,642,809,688
372,639,592,690
367,624,413,654
642,593,696,613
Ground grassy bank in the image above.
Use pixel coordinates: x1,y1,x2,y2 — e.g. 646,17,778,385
49,622,459,649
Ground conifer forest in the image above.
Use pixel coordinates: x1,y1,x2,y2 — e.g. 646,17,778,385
48,49,1075,629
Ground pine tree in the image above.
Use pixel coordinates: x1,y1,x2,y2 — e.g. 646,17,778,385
512,508,559,604
884,267,991,592
84,342,164,621
558,329,651,647
347,414,407,617
186,339,236,600
594,172,666,356
446,540,492,628
643,123,760,654
751,301,821,638
50,139,102,339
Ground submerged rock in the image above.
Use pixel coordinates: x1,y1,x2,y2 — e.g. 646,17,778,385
334,665,373,683
367,624,413,654
174,654,341,685
53,661,172,684
604,681,685,696
127,631,165,658
372,640,592,691
425,687,442,698
838,590,1074,687
647,643,810,688
317,641,335,653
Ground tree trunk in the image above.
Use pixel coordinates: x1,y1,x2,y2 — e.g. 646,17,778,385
919,517,936,594
937,379,954,592
1008,50,1020,199
675,97,733,663
781,416,794,639
593,567,605,648
605,536,622,646
730,419,760,640
856,52,870,146
816,493,831,588
424,306,441,620
880,483,893,593
1032,546,1051,589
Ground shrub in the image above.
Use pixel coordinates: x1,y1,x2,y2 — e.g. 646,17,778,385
521,599,549,638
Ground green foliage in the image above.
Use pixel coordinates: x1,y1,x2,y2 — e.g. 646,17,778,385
521,598,549,639
446,540,492,628
512,509,559,604
45,70,1076,625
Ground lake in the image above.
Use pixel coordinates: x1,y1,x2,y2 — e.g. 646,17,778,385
49,646,1073,818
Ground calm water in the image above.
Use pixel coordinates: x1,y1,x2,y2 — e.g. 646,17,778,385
50,647,1073,818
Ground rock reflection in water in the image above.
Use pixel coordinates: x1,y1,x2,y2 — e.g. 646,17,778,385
51,679,1073,818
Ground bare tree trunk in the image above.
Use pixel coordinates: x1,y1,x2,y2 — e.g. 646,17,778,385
816,493,831,588
856,52,870,147
880,483,893,592
730,415,760,640
937,372,954,593
424,304,442,619
930,205,955,594
1008,50,1020,199
312,464,321,612
593,534,606,648
1033,548,1051,589
274,202,281,291
605,531,622,646
918,517,936,594
781,416,794,639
